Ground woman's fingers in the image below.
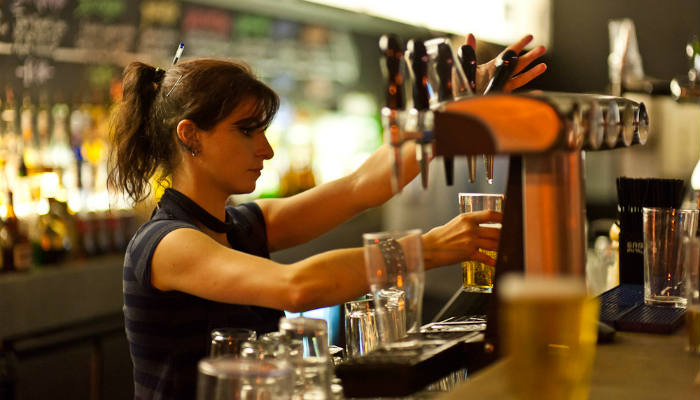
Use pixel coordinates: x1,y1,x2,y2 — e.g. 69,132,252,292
505,63,547,92
504,34,534,56
466,33,477,49
470,209,503,224
476,237,499,252
513,45,547,75
471,250,497,266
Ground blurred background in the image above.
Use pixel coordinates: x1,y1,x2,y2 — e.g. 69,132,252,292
0,0,697,398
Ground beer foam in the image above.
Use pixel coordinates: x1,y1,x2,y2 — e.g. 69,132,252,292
498,273,587,301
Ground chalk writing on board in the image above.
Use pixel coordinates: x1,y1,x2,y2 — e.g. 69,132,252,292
12,14,68,56
15,56,55,87
75,22,136,52
11,0,68,14
138,27,179,58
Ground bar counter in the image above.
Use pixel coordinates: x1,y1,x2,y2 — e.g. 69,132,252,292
436,329,700,399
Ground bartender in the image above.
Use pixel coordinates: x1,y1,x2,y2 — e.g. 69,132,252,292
107,33,545,400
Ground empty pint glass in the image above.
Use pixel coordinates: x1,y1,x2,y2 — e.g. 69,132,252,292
363,229,425,344
459,193,504,293
643,208,699,307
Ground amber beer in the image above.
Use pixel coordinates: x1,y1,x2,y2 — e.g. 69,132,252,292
461,223,500,292
500,274,599,400
458,193,504,293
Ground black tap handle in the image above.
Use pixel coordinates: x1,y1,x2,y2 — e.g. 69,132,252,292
458,44,477,93
379,34,405,110
407,39,430,111
435,42,456,185
435,42,455,102
484,49,518,94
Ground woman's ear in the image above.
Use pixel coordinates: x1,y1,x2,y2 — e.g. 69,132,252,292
176,119,200,156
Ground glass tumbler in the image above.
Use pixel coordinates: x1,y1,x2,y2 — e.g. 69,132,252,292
278,317,332,400
209,328,257,358
343,296,379,358
197,357,293,400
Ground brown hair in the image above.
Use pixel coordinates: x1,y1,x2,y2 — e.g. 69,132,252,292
107,58,280,204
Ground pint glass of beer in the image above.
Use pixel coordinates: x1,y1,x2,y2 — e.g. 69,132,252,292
458,193,504,293
500,274,599,400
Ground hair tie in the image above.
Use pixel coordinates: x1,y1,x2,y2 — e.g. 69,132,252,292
153,67,166,84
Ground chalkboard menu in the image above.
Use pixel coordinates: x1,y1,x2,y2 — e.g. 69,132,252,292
0,0,361,102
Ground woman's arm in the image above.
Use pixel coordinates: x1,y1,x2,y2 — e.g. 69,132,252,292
151,227,371,312
257,141,420,252
150,209,501,312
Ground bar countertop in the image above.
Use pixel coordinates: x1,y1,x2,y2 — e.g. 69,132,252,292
436,329,700,399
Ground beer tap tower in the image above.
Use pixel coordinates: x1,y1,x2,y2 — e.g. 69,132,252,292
337,35,649,397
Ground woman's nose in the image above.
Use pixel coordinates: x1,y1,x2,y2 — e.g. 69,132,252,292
257,134,274,160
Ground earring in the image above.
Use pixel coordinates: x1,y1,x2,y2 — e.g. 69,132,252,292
191,149,198,157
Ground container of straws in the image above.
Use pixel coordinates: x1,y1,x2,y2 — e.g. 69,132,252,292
616,177,685,284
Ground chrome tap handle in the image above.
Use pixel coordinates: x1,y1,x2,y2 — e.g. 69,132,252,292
483,49,519,184
458,44,478,183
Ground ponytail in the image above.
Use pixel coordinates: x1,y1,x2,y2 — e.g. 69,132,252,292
108,62,171,203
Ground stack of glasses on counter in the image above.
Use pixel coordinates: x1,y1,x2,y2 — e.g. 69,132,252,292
197,318,344,400
0,86,137,273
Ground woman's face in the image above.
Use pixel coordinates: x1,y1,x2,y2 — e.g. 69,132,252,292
196,102,274,195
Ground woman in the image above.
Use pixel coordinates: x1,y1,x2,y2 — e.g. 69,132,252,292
108,34,545,399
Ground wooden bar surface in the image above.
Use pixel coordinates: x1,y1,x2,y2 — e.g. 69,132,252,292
436,330,700,399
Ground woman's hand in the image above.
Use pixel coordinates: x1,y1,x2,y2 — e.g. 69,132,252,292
422,210,502,270
470,33,547,94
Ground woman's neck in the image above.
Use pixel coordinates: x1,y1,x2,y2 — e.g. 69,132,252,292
170,180,228,223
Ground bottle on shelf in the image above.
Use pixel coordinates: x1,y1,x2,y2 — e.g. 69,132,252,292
0,191,33,272
19,94,40,176
35,197,73,265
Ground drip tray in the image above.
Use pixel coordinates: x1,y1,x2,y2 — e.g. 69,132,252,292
335,318,487,397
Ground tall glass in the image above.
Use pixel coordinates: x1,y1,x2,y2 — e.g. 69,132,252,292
459,193,504,293
643,208,699,307
500,274,599,400
362,229,425,344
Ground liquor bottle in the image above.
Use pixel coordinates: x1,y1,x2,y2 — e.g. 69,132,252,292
36,91,52,171
36,197,72,265
0,192,33,272
1,87,20,189
20,94,42,176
